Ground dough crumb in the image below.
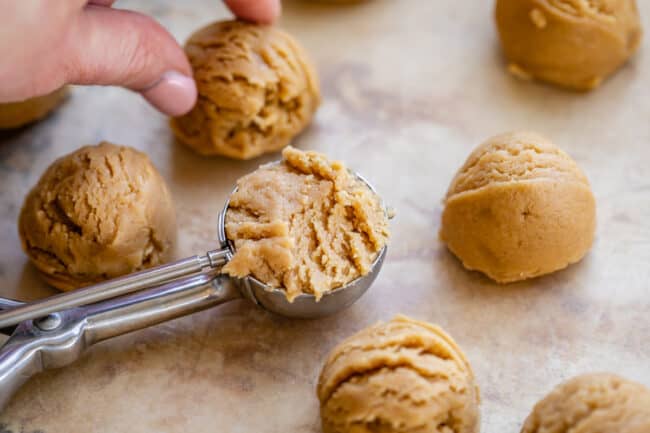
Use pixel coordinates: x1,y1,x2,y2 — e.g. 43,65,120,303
508,63,533,81
223,146,389,301
529,8,547,29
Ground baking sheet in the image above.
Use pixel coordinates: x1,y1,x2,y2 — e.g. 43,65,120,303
1,1,649,431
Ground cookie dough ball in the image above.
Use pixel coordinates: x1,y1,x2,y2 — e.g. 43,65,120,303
170,20,320,159
495,0,642,90
19,142,177,291
223,146,389,301
522,373,650,433
317,315,480,433
0,87,68,129
440,131,596,283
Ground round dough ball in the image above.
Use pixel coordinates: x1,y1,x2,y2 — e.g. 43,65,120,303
0,87,68,129
522,373,650,433
18,142,177,291
440,131,596,283
317,315,480,433
170,20,320,159
495,0,642,90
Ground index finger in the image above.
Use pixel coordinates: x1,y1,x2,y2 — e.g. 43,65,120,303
224,0,281,24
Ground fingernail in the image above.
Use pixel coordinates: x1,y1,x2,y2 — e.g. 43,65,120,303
269,0,282,22
88,0,117,6
141,71,197,116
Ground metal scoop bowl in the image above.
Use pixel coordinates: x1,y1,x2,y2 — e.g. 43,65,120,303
0,166,389,409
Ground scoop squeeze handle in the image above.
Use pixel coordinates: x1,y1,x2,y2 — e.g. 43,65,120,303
0,273,241,409
0,249,230,329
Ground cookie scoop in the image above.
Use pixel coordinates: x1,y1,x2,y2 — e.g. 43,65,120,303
170,20,320,159
440,131,596,283
317,315,480,433
522,373,650,433
18,142,177,290
496,0,642,90
0,148,391,408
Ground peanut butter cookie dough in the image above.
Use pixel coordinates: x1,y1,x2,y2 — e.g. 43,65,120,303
0,87,68,129
18,142,177,291
495,0,642,90
317,315,480,433
522,373,650,433
440,131,596,283
170,20,320,159
223,146,389,301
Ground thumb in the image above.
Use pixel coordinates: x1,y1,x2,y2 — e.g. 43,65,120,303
63,5,196,116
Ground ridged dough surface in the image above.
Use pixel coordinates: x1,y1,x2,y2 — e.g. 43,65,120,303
18,142,177,291
170,20,320,159
317,315,480,433
522,373,650,433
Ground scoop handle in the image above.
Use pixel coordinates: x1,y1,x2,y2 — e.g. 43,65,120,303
82,273,240,344
0,248,230,329
0,333,43,409
0,273,240,410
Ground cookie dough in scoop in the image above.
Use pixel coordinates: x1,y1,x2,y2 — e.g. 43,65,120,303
223,146,389,301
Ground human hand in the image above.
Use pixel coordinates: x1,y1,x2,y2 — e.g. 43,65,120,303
0,0,281,116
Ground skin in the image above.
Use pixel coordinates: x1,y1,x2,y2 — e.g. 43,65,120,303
0,0,281,115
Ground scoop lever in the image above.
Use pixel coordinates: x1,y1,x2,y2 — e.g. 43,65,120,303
0,249,230,329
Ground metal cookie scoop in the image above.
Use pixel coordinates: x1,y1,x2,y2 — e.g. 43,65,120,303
0,169,389,409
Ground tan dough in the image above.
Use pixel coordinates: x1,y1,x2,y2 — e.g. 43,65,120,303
495,0,642,90
0,87,69,129
317,315,480,433
223,146,389,301
18,142,177,291
170,20,320,159
522,373,650,433
440,131,596,283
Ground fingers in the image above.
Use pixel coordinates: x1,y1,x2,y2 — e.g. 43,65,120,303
40,1,280,114
139,71,197,116
63,5,196,115
224,0,281,24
